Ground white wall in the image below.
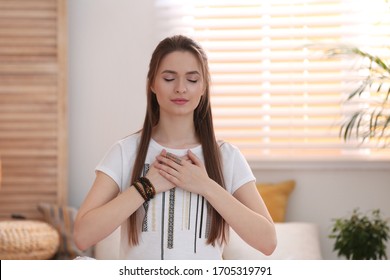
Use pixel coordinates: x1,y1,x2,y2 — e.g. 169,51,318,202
68,0,157,207
68,1,390,260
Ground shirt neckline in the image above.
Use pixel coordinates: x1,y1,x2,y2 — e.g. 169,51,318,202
150,138,202,155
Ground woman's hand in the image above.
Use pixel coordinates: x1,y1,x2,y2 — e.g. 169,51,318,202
145,161,176,194
154,149,211,195
145,152,191,194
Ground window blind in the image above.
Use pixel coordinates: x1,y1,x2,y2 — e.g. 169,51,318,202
155,0,390,160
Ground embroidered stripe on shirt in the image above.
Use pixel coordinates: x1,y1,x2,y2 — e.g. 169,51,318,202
205,204,211,239
160,192,166,260
167,188,175,249
194,194,200,253
199,196,205,238
188,192,192,230
142,164,150,232
182,190,185,230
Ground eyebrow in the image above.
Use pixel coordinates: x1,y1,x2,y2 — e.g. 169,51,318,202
161,70,201,75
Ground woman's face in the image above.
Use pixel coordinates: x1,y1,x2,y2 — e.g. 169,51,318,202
151,51,204,119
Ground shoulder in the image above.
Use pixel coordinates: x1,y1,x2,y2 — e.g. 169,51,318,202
218,140,251,167
218,140,241,156
118,132,141,144
116,132,141,149
103,132,141,160
217,140,255,193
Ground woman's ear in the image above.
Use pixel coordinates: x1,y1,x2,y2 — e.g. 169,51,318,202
150,80,156,94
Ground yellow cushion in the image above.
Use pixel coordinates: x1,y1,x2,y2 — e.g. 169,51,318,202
257,180,295,222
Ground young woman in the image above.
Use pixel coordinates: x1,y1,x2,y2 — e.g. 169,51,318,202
73,35,276,259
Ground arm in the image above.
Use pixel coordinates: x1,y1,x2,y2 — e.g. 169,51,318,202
73,171,145,251
155,150,277,255
74,162,177,251
204,180,277,255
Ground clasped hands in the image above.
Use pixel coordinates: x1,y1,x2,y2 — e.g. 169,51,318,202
145,149,210,195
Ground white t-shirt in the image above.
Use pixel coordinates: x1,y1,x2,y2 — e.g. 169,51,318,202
96,133,255,259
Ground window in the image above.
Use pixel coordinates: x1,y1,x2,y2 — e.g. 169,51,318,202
155,0,390,161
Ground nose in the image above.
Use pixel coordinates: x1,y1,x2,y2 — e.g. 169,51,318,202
175,79,187,94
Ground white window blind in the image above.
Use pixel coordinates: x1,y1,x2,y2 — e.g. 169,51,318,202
155,0,390,161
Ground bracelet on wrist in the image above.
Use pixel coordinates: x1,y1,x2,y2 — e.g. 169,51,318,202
139,177,156,199
133,181,148,201
133,177,156,201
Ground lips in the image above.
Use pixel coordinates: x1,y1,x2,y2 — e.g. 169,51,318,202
171,98,189,105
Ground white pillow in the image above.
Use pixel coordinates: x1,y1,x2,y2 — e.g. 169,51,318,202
223,222,322,260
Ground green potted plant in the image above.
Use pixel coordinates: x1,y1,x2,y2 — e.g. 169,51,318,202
329,208,390,260
325,1,390,147
326,47,390,147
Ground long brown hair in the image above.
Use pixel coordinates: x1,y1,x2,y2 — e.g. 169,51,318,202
128,35,227,246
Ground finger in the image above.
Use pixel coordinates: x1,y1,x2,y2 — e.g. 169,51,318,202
155,155,190,167
156,153,183,167
157,149,188,160
187,150,203,167
156,159,180,176
155,155,182,172
160,149,167,157
166,152,183,165
182,155,191,162
159,168,180,186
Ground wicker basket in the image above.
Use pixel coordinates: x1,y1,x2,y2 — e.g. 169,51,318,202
0,220,60,260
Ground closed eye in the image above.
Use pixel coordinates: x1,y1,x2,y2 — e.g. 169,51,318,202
188,79,198,83
164,78,174,82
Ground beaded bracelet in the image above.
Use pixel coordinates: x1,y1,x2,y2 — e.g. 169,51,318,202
133,177,156,201
133,181,148,201
139,177,156,199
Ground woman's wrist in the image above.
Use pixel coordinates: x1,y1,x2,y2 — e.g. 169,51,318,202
201,178,223,199
133,177,156,201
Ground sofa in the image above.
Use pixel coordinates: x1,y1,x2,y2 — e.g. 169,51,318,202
94,222,322,260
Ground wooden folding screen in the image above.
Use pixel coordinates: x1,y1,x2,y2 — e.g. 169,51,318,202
0,0,67,219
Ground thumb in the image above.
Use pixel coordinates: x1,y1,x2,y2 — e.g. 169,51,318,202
187,150,202,166
160,149,167,157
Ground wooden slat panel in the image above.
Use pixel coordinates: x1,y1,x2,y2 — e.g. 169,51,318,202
0,93,57,102
0,64,58,73
0,46,57,56
0,85,57,94
0,0,67,220
0,0,57,10
0,9,56,19
0,112,58,121
0,122,57,131
0,36,57,46
0,76,57,86
0,103,57,113
0,149,57,157
0,27,56,37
